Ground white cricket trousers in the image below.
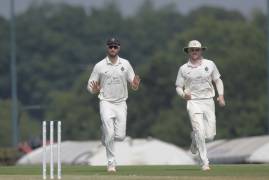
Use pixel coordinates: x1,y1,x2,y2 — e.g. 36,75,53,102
99,100,127,165
187,98,216,166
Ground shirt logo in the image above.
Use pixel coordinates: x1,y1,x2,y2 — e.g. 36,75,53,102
205,67,209,72
121,67,125,71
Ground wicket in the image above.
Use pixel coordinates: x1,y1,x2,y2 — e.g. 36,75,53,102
42,121,62,179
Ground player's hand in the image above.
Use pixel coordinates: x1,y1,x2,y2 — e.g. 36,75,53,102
90,81,101,94
131,75,141,90
183,92,191,100
183,89,191,100
217,95,226,107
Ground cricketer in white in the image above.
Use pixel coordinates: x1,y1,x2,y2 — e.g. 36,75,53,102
175,40,225,171
87,38,140,173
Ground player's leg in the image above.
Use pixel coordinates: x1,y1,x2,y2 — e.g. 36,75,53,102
104,101,127,172
187,100,202,154
190,113,209,168
197,99,216,171
187,100,209,170
203,99,216,142
114,101,127,141
190,131,198,154
99,101,116,171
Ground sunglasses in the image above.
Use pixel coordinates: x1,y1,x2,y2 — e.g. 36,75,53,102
108,45,119,49
189,48,201,52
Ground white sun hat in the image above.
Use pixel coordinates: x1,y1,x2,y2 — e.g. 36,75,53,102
183,40,207,53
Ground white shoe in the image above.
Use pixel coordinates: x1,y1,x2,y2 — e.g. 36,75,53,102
201,165,211,171
190,132,198,154
107,161,116,173
107,165,116,173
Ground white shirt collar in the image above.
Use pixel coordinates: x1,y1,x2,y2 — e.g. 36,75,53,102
187,58,203,68
106,56,121,65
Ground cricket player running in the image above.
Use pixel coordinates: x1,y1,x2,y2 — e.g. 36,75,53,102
175,40,225,171
87,37,140,172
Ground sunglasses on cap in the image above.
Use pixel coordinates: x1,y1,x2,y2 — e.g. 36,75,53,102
189,48,201,52
108,45,119,49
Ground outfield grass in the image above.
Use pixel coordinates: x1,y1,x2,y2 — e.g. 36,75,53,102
0,164,268,180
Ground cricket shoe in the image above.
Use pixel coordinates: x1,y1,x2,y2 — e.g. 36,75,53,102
107,161,116,173
107,165,116,173
190,132,198,154
201,165,211,171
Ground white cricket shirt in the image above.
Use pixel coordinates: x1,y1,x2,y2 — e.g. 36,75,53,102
88,56,135,103
175,59,221,99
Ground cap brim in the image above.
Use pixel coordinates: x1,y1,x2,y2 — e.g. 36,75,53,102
183,47,207,53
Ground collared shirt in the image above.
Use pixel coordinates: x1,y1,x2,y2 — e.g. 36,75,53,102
175,59,221,99
88,56,135,103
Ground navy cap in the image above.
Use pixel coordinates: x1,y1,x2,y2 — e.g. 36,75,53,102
106,37,120,46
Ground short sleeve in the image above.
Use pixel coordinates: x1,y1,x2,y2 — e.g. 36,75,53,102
126,61,135,83
88,64,100,83
211,62,221,81
175,67,185,87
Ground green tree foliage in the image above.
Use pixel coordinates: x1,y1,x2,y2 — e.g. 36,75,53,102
0,17,10,99
0,2,267,147
0,100,39,147
0,100,12,146
45,70,101,140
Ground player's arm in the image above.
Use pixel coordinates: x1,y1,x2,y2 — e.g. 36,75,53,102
87,65,101,94
127,62,140,91
176,86,191,100
130,75,140,91
214,78,225,107
175,67,191,100
88,81,101,94
211,62,225,107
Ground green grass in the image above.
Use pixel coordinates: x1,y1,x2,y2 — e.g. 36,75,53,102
0,164,268,180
